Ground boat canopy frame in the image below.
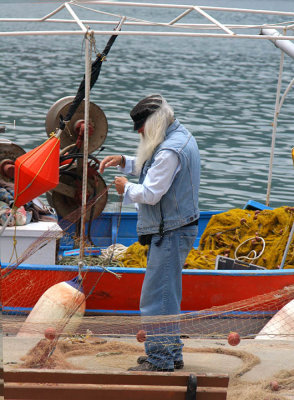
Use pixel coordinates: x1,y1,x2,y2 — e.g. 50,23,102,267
1,1,294,39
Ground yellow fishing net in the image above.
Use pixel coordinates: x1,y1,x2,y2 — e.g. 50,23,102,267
120,206,294,270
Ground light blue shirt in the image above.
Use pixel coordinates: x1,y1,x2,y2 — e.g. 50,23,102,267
118,151,180,206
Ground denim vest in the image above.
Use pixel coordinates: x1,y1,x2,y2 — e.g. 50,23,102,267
137,119,200,235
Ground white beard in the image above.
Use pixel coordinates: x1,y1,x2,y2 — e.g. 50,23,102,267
135,131,166,175
134,99,174,175
135,135,156,175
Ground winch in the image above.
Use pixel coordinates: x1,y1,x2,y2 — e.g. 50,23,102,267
0,139,26,182
45,96,108,221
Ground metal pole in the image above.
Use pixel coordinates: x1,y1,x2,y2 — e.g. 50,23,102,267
265,49,284,206
78,29,92,277
193,6,234,35
65,2,87,32
280,222,294,269
3,30,294,40
0,19,292,30
39,3,66,22
77,2,294,17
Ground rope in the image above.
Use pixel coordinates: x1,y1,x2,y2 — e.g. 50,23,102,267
234,236,266,262
78,30,92,276
8,225,18,264
101,243,127,259
59,23,120,130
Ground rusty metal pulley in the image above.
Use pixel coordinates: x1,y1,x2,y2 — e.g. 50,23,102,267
45,96,108,153
45,97,109,221
0,139,25,182
47,164,108,222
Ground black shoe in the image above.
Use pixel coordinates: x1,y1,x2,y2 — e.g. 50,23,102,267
128,361,174,372
137,356,184,369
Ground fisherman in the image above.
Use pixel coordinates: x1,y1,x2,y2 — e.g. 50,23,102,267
99,94,201,371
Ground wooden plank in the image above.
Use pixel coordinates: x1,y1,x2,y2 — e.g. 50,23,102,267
4,370,229,388
4,383,228,400
0,368,3,397
4,371,229,400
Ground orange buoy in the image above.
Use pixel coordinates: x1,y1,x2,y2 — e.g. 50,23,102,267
44,327,57,341
14,136,60,207
136,330,147,343
17,276,86,338
227,331,241,346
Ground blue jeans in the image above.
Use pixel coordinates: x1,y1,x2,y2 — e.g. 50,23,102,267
140,223,197,369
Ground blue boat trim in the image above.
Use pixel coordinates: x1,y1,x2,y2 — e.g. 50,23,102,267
2,306,32,315
85,309,141,316
243,200,274,211
2,262,294,276
2,306,276,317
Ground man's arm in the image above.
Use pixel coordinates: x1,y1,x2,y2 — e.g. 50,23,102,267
123,150,180,205
99,155,125,174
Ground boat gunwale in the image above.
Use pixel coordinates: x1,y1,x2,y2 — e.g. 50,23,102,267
3,262,294,276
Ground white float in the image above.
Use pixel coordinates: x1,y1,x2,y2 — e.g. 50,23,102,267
255,299,294,340
17,277,86,338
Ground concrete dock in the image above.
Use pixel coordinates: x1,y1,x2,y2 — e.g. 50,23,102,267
2,334,294,399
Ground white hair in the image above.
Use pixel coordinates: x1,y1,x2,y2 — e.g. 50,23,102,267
135,96,174,174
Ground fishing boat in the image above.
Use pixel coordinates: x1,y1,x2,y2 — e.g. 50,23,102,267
1,1,294,317
2,201,294,316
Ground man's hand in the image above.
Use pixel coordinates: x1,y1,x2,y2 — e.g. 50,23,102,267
115,176,128,195
99,155,124,174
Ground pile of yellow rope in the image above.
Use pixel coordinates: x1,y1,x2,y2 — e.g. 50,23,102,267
119,206,294,270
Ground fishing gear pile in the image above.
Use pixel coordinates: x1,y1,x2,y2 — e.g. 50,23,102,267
120,206,294,270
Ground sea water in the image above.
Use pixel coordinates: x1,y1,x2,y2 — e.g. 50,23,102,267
1,0,294,212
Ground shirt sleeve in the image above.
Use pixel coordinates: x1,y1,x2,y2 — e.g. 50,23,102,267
123,150,180,205
117,155,137,176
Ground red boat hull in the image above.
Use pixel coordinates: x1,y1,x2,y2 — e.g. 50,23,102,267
2,264,294,314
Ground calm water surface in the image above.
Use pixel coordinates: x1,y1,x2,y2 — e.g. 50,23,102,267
1,0,294,212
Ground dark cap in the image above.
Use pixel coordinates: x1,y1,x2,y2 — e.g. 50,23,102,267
130,95,162,130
